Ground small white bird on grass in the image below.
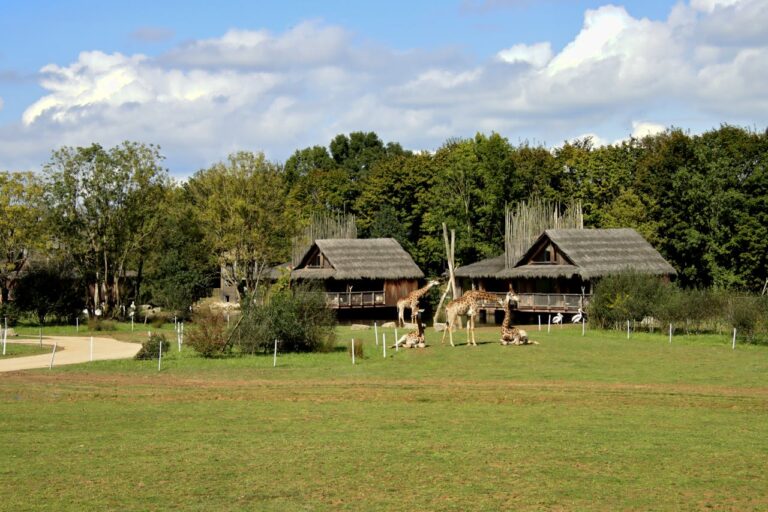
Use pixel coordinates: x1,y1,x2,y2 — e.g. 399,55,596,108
552,312,564,324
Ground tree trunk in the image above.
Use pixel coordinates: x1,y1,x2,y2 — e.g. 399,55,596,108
134,258,144,306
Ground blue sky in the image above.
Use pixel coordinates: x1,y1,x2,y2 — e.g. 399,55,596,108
1,0,765,175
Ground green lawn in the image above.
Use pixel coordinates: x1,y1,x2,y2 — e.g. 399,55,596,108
0,342,50,358
1,324,766,511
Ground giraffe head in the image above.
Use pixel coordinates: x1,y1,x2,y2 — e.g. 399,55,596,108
504,290,520,306
427,279,441,288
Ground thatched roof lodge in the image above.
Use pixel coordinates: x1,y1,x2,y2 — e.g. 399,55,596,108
292,238,424,309
455,228,676,314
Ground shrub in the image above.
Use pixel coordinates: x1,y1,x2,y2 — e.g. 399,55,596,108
238,283,336,354
348,339,364,359
187,309,231,358
588,271,672,329
135,333,170,360
12,259,85,325
727,296,768,343
0,303,20,327
88,318,116,332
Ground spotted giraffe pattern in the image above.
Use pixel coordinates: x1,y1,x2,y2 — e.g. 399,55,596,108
500,291,529,345
397,279,440,327
398,311,426,348
440,290,505,346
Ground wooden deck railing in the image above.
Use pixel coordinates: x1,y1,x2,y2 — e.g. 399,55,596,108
325,291,386,309
479,292,590,313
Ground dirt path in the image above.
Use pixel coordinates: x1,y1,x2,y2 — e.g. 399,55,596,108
0,336,140,372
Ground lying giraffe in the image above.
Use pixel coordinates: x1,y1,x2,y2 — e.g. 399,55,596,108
397,279,440,327
500,291,537,345
440,290,505,347
397,310,426,348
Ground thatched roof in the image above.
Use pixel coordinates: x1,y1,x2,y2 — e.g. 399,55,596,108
454,254,506,279
454,228,676,280
501,228,677,279
292,238,424,280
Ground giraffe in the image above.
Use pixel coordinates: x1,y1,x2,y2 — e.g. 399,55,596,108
397,310,426,348
397,279,440,327
500,291,536,345
440,290,505,347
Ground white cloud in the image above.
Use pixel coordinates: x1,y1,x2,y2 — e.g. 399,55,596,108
497,42,552,68
631,121,666,138
690,0,742,13
3,3,768,174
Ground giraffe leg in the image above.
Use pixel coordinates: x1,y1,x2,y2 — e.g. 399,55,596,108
441,312,452,346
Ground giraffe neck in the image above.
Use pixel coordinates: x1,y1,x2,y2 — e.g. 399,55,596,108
411,282,435,299
502,302,513,330
467,290,503,305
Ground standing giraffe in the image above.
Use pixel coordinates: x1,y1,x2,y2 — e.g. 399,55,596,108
500,291,536,345
440,290,505,347
397,279,440,327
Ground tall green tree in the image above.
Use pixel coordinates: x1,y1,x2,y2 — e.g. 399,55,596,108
0,171,45,304
186,151,294,298
43,142,168,314
142,186,217,314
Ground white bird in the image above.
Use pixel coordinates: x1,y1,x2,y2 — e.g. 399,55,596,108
572,308,584,323
552,312,564,324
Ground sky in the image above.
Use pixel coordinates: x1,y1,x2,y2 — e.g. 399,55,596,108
0,0,766,176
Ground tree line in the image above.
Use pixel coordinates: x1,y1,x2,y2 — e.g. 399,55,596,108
1,125,766,321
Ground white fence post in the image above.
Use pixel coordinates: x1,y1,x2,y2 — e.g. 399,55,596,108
538,315,541,331
582,316,585,336
351,338,356,365
383,333,387,358
273,339,278,367
374,322,379,346
627,320,630,339
158,337,162,371
732,328,736,350
49,342,57,369
547,314,551,333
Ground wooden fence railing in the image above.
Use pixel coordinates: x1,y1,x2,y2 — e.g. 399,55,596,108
325,291,386,308
479,293,590,313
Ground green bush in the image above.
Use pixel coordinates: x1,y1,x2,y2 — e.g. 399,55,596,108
0,303,20,327
12,260,85,325
588,271,672,329
238,283,336,354
135,333,170,360
727,296,768,343
187,309,231,358
88,318,116,332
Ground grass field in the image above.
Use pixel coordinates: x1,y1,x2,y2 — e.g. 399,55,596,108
1,324,766,511
0,342,50,359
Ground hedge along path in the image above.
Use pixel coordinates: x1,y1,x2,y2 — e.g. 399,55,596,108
0,336,141,372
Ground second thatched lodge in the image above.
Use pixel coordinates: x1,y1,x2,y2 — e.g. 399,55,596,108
454,228,677,314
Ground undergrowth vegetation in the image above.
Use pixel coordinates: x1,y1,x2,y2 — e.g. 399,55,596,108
588,271,768,342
